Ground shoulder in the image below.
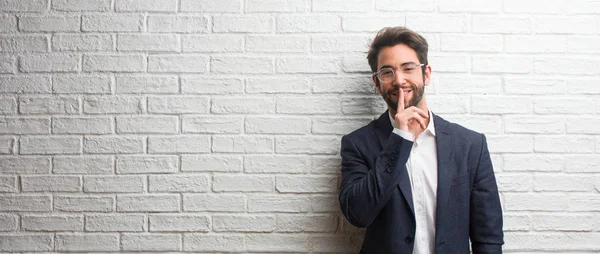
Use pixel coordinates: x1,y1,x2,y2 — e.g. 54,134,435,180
342,119,378,144
435,114,486,145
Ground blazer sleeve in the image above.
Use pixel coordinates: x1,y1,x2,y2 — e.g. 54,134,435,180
338,132,413,228
470,134,504,253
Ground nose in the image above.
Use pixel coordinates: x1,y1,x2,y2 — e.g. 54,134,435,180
392,70,407,85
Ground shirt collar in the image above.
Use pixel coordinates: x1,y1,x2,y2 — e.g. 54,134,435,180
389,110,436,137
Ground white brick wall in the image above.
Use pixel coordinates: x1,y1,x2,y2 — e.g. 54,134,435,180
0,0,598,252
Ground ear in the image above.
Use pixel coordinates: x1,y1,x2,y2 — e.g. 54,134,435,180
372,75,382,94
423,65,432,86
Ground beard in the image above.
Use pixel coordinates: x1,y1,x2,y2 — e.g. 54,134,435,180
381,82,425,110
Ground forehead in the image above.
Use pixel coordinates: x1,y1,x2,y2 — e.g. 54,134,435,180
377,44,419,69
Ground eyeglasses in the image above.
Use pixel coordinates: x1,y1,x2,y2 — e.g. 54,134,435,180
373,63,425,83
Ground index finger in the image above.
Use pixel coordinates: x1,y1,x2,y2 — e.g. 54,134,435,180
397,87,405,112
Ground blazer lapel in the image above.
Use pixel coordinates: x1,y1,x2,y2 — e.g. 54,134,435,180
374,110,415,214
434,114,456,212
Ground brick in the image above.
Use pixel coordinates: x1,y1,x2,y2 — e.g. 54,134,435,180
504,155,564,172
428,55,468,73
504,193,569,212
472,15,532,34
246,35,308,52
116,116,178,134
182,35,242,52
85,214,145,232
148,96,209,114
182,155,243,172
83,95,143,114
534,57,599,75
244,155,310,174
566,155,600,172
116,75,177,94
182,116,242,134
313,0,370,11
0,35,47,52
421,95,468,114
20,136,80,155
441,34,502,52
471,96,533,114
311,156,342,174
506,35,566,53
117,194,180,212
535,136,594,153
53,75,111,94
1,156,50,174
248,195,311,212
52,0,111,11
0,176,17,192
277,15,340,33
311,195,338,212
84,136,144,154
212,97,275,114
341,95,386,115
214,215,275,232
276,56,338,74
19,96,79,114
53,156,113,174
54,195,114,212
21,175,81,192
534,174,594,192
82,14,143,32
435,74,501,93
122,233,181,251
536,16,598,34
213,15,272,32
149,214,209,232
247,77,310,94
567,117,600,134
441,115,501,134
486,135,533,153
568,0,600,14
148,135,210,154
312,76,372,94
213,175,273,192
533,215,597,231
342,54,371,73
0,55,16,73
276,215,336,232
149,174,209,192
439,0,501,12
0,0,48,12
181,77,243,94
246,117,310,134
0,76,51,94
0,136,14,154
504,77,565,95
568,36,600,53
505,0,567,13
277,96,340,114
568,194,600,211
495,173,532,192
313,235,359,252
211,56,273,74
342,16,405,32
245,0,308,12
55,233,119,252
312,35,370,53
116,0,177,12
406,14,467,32
0,15,16,33
0,214,17,231
148,55,207,73
116,155,178,174
52,117,112,134
312,117,372,135
276,175,337,193
183,194,245,212
0,117,49,134
0,234,52,252
117,34,179,52
148,15,208,33
504,116,565,134
504,214,531,231
83,54,145,72
535,98,597,114
376,0,436,11
22,215,83,231
84,175,145,193
19,15,79,32
181,0,241,12
246,234,309,252
0,195,51,212
183,235,245,252
213,136,273,153
53,34,113,51
0,96,16,114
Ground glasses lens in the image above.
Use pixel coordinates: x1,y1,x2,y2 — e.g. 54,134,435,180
378,68,394,82
401,63,420,75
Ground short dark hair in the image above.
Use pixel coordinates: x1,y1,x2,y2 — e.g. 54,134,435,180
367,27,429,73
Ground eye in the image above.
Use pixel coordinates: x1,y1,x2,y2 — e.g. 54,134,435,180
380,69,393,76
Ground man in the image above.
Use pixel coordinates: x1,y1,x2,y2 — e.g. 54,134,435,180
338,27,503,253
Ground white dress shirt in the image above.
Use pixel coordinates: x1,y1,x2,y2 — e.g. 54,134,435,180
390,111,438,254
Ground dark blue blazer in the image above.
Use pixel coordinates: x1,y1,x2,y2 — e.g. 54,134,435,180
339,111,503,254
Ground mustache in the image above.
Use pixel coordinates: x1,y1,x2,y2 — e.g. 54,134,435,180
387,84,416,95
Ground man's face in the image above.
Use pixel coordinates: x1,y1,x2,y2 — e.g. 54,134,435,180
373,44,431,111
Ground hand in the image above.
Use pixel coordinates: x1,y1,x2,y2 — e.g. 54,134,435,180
393,88,429,137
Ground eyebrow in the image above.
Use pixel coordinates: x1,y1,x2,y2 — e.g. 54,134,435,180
378,61,419,70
